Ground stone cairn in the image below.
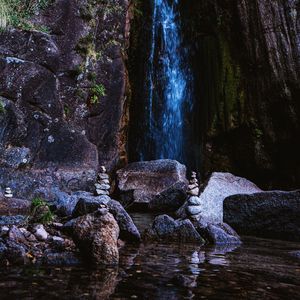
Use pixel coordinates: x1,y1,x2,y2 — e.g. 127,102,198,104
187,171,199,196
185,172,202,220
95,166,111,196
4,187,13,198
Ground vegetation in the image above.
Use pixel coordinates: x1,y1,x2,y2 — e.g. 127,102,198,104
0,101,5,114
90,83,106,104
0,0,51,31
30,197,54,224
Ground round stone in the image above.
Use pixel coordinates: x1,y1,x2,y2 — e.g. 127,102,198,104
186,205,202,216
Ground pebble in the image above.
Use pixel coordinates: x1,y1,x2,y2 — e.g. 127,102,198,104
96,189,109,195
187,196,202,206
34,224,48,241
186,206,202,216
0,226,9,236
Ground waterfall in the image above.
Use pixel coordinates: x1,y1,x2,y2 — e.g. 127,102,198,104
139,0,193,163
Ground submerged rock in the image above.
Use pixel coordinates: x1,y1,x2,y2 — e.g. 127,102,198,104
145,214,205,244
117,159,188,208
107,200,141,242
72,211,120,265
43,250,80,266
224,190,300,242
197,222,241,245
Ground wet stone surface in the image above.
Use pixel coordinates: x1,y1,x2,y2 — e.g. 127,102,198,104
0,214,299,299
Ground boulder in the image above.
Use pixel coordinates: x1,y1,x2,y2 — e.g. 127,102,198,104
70,194,140,243
0,197,31,215
145,215,205,244
177,172,261,223
72,194,110,218
224,190,300,242
107,200,141,242
72,211,119,265
149,182,188,212
197,222,241,245
117,160,188,208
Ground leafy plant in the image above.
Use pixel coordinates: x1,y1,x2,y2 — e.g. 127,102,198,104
0,101,5,114
90,83,106,104
30,197,54,224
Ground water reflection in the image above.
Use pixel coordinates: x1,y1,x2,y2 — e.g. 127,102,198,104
0,238,300,299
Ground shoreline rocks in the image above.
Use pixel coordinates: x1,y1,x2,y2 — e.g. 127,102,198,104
224,190,300,242
145,215,205,244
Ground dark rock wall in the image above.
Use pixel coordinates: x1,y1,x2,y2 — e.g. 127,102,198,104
0,0,131,197
180,0,300,188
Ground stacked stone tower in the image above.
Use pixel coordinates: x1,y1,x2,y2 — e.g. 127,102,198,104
187,171,199,196
95,166,111,196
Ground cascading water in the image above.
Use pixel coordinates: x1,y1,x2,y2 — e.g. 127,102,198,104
138,0,193,163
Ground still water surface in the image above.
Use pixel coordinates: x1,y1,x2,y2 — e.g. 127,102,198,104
0,214,299,299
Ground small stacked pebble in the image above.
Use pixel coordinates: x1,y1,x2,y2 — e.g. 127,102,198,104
95,166,111,196
185,172,202,220
4,187,13,198
187,172,199,196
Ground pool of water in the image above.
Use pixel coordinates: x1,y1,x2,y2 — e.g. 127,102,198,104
0,214,299,299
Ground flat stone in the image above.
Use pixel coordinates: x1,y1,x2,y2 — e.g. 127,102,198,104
186,206,202,216
187,187,199,196
98,173,109,180
187,196,201,206
95,183,110,190
96,189,109,196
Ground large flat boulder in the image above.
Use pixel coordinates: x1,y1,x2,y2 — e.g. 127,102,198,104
116,160,188,209
177,172,261,224
0,197,31,215
224,190,300,242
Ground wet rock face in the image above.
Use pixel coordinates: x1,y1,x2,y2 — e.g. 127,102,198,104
224,190,300,242
72,211,120,265
117,160,188,208
0,0,130,198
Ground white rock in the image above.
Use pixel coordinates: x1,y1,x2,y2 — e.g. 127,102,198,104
95,183,110,190
34,224,48,241
0,226,9,235
52,236,64,243
96,189,109,196
187,206,202,216
187,196,201,206
188,187,199,196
